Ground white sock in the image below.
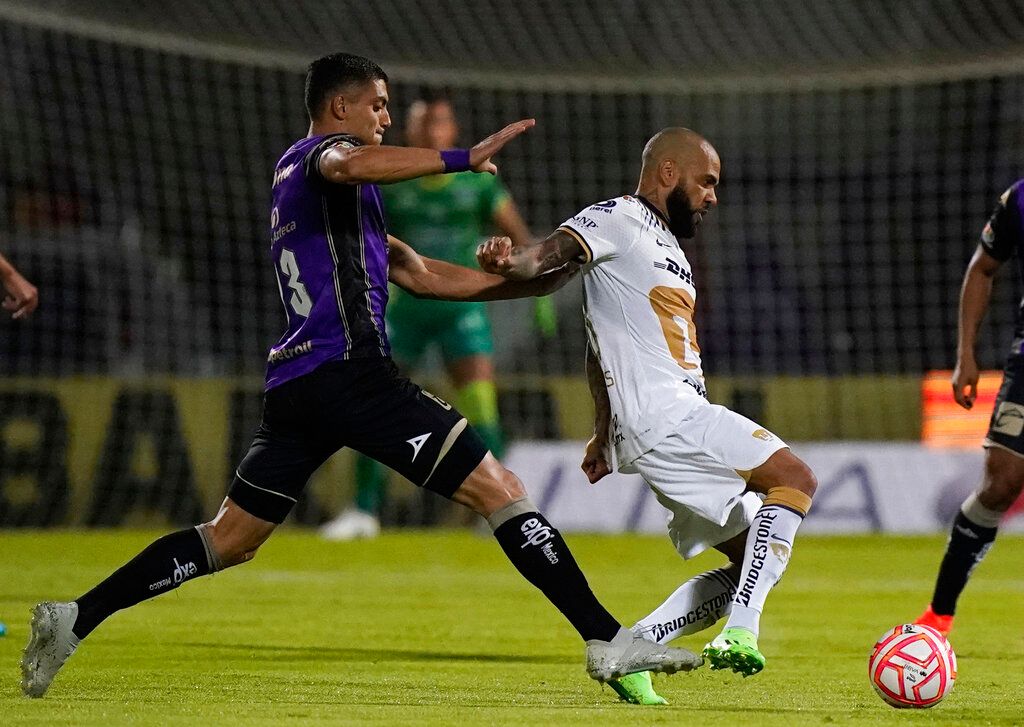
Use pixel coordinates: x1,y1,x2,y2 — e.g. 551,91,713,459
633,567,739,644
725,505,804,637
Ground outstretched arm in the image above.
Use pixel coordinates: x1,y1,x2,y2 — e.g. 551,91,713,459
476,228,585,281
581,341,613,484
319,119,535,185
388,235,577,302
952,244,1003,409
0,252,39,320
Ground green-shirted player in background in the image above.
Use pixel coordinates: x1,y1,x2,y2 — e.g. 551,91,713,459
321,93,554,540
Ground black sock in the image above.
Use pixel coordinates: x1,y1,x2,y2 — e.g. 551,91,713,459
930,511,997,616
73,527,213,639
493,511,620,642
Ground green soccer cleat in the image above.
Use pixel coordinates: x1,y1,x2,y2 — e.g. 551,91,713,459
608,671,668,705
702,627,765,677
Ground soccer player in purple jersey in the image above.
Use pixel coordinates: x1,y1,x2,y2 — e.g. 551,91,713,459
915,179,1024,637
21,53,701,699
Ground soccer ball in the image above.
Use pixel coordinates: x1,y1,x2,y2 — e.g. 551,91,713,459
868,624,957,708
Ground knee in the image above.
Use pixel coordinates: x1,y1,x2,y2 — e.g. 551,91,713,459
792,461,818,499
981,461,1024,511
477,466,526,516
452,455,527,518
204,520,264,569
764,458,817,499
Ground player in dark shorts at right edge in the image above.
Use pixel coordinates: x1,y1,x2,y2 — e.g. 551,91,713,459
21,52,701,699
915,179,1024,637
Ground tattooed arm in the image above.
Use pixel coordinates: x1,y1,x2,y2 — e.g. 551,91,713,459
476,229,585,281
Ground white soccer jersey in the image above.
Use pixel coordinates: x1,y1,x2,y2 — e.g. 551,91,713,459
559,195,707,468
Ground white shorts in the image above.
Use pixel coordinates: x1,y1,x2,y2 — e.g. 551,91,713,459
623,398,788,560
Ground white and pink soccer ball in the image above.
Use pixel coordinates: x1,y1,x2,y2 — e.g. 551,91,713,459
868,624,957,708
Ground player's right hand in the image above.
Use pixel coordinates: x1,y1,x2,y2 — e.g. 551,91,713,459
951,358,979,409
2,268,39,320
469,119,535,175
476,235,512,275
581,435,611,484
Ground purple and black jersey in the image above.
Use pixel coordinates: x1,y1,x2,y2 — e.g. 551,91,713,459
980,180,1024,345
265,134,391,389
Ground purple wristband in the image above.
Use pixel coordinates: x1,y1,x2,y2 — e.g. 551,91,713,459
440,148,471,173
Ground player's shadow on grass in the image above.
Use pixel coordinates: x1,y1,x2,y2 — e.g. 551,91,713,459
182,642,574,665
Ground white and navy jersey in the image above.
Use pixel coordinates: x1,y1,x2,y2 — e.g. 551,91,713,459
980,180,1024,348
558,195,706,468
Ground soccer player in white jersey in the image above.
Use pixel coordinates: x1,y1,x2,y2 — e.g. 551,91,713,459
478,127,818,704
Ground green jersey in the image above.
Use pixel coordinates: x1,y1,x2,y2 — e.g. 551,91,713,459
383,172,509,271
382,172,509,361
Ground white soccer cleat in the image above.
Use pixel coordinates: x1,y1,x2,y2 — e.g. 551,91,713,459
585,627,703,682
319,508,381,541
21,601,80,698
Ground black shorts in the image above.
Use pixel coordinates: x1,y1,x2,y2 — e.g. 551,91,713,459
229,358,488,523
986,353,1024,455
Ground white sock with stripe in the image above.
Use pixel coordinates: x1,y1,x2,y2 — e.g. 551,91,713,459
633,566,739,644
724,504,804,637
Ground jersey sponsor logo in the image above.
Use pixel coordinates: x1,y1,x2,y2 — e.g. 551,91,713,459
406,433,432,462
571,215,598,229
271,206,280,228
272,220,297,243
588,199,617,214
653,257,693,286
272,163,295,188
267,340,313,364
992,401,1024,437
752,428,775,442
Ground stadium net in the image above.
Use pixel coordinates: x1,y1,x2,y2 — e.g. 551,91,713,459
2,1,1024,526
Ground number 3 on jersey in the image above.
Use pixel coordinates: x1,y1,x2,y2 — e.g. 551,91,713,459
278,248,312,317
649,286,700,370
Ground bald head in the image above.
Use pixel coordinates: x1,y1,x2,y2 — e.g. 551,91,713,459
636,127,721,238
640,128,717,183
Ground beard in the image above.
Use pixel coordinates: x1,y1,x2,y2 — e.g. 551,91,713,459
666,186,699,238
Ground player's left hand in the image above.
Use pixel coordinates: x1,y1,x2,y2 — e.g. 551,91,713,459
581,435,611,484
2,268,39,320
477,236,513,275
469,119,535,175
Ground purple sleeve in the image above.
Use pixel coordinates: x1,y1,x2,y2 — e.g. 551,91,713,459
302,134,363,181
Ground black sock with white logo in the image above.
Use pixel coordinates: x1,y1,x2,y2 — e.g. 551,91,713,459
72,527,212,639
492,511,620,642
930,510,997,616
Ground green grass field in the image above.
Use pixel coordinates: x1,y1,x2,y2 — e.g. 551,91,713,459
1,531,1021,726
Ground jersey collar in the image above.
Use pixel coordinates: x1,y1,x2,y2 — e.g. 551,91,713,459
636,195,671,231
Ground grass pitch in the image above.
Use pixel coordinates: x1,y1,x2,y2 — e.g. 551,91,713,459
1,530,1021,726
